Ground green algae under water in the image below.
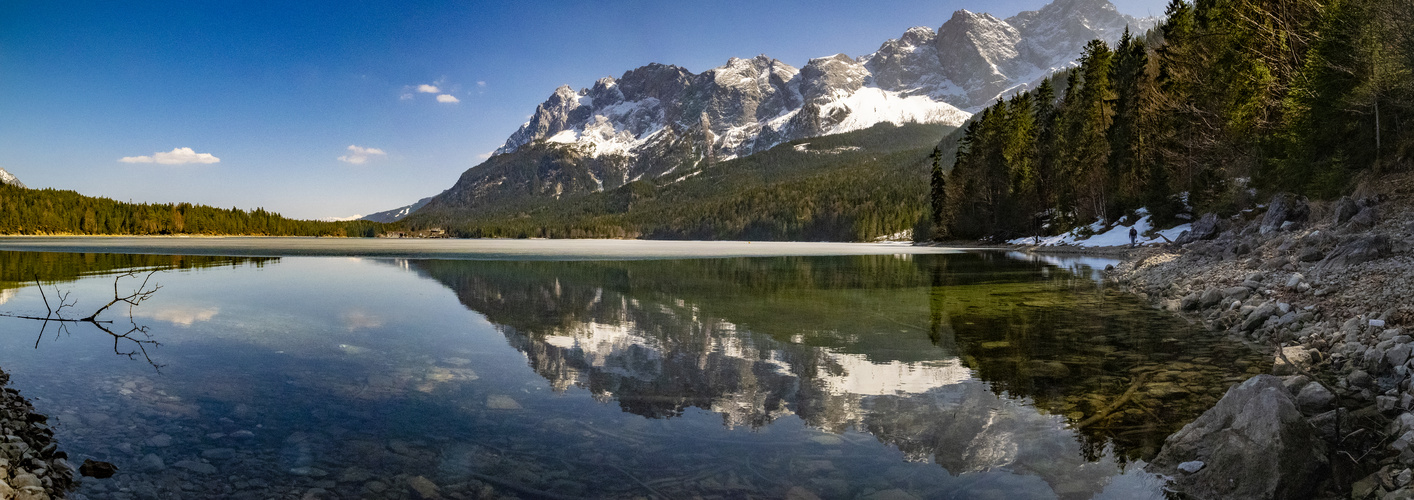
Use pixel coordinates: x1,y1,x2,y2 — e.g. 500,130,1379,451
0,249,1268,499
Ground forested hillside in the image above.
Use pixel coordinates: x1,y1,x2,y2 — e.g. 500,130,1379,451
0,185,384,237
932,0,1414,240
406,123,952,241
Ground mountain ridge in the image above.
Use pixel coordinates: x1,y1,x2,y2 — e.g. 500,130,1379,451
400,0,1154,231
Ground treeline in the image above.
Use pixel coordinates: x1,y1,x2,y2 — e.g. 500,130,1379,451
0,184,385,237
408,123,951,241
932,0,1414,240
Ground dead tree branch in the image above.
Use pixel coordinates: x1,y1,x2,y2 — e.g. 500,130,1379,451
0,271,165,370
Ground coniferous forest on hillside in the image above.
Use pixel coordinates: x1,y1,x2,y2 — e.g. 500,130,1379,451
932,0,1414,241
0,184,384,237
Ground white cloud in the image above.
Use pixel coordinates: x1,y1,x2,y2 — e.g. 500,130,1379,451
399,93,414,100
476,151,494,160
436,94,460,103
476,81,486,87
337,144,387,165
417,84,441,93
119,147,220,165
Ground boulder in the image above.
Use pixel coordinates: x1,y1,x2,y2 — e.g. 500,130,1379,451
1262,194,1311,235
1348,205,1378,230
1332,196,1360,225
1242,303,1280,332
1180,213,1223,244
1223,286,1251,301
1295,382,1336,414
1150,375,1327,499
1199,288,1224,308
1317,234,1392,271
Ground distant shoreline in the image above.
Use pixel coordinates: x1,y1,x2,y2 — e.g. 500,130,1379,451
0,236,978,260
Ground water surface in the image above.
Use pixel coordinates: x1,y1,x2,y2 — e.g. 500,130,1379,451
0,249,1268,499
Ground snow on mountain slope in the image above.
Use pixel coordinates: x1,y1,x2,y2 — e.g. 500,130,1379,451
491,0,1152,168
0,168,26,189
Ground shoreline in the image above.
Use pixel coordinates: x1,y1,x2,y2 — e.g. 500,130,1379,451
1101,172,1414,499
0,237,981,261
0,368,76,499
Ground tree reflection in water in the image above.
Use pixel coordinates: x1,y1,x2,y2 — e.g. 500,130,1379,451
0,253,278,370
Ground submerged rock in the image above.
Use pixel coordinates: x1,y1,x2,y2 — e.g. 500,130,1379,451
1150,375,1326,499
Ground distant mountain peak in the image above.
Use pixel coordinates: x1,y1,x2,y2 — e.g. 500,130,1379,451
0,168,26,189
445,0,1154,218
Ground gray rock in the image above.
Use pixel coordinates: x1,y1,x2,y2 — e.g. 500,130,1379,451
1390,344,1414,368
1200,288,1224,308
1223,287,1252,301
1350,369,1375,388
1333,196,1360,225
1318,234,1392,271
1150,375,1327,499
1243,303,1279,332
143,434,173,448
1261,194,1310,235
138,454,165,472
1297,246,1324,262
1380,395,1402,413
1296,382,1336,413
1178,461,1206,474
1281,374,1312,394
1348,205,1378,230
172,460,216,474
1180,213,1222,244
1365,348,1386,370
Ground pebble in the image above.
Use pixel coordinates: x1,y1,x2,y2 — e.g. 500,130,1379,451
144,434,174,447
172,460,217,474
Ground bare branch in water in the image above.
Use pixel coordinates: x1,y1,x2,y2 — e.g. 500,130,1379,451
3,271,165,370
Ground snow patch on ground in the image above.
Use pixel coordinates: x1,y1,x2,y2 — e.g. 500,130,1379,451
1007,210,1192,248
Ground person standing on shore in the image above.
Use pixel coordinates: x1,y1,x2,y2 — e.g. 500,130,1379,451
1129,227,1138,247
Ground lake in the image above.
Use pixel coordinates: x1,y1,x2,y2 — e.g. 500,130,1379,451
0,243,1270,499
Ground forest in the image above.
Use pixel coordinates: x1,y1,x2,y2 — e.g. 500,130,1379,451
0,184,385,237
932,0,1414,240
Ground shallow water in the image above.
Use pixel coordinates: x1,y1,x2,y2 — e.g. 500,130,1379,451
0,250,1268,499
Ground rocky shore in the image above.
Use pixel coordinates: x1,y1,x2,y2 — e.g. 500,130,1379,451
1103,172,1414,499
0,369,75,499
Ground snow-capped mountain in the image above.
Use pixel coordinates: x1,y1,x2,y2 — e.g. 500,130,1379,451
361,196,434,223
492,0,1151,165
0,168,26,189
410,0,1153,220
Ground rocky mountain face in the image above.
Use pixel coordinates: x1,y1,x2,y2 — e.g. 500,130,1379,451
0,168,26,189
413,0,1153,220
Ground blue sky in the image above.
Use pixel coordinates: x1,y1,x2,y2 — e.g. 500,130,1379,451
0,0,1169,220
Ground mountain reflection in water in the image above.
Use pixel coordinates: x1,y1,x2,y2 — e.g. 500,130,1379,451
0,250,1270,499
406,252,1269,495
